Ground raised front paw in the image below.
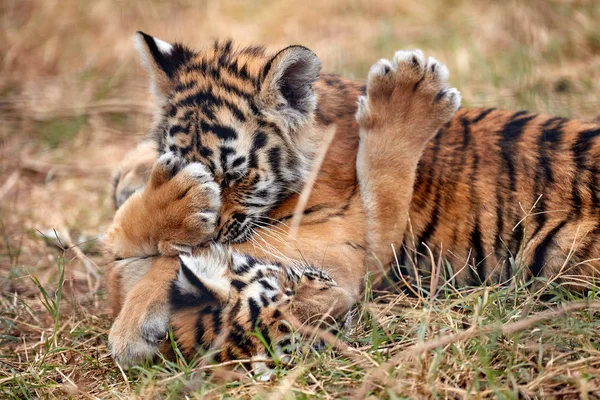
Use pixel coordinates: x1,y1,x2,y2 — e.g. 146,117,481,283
108,309,169,368
356,49,461,150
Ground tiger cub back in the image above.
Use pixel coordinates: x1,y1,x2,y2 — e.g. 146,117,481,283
397,107,600,289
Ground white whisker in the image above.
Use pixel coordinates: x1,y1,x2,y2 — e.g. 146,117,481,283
249,221,289,245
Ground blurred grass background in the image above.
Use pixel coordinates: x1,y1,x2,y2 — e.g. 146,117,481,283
1,0,600,398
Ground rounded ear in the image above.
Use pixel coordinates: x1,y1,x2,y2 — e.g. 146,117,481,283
134,31,193,99
259,46,322,128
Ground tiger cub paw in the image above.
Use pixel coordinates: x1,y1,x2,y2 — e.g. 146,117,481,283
105,152,221,258
143,152,221,256
356,49,461,150
108,308,169,368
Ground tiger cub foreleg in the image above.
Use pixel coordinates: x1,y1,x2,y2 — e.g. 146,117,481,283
170,246,338,379
105,152,221,366
355,50,461,285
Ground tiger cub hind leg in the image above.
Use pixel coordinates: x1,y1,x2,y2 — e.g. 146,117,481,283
169,247,338,378
355,50,461,285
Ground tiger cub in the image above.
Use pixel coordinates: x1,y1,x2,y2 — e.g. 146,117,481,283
106,32,599,369
107,151,336,371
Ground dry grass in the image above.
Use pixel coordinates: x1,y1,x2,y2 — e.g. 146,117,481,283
1,0,600,398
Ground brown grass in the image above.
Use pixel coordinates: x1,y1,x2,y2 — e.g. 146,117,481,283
1,0,600,398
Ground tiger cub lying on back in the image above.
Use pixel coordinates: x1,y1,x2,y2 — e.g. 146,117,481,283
105,32,599,368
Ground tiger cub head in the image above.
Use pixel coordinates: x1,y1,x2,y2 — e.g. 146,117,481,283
135,32,322,243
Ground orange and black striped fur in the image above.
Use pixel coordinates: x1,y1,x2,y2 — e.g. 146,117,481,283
104,32,599,369
400,110,600,288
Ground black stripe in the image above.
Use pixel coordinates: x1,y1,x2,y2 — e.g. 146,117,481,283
494,112,536,256
219,146,236,172
470,218,486,284
186,57,257,86
259,279,276,291
252,131,268,150
195,311,206,346
345,241,367,251
201,121,237,141
531,117,565,239
493,185,505,254
571,128,600,213
231,156,246,169
212,124,238,141
499,112,536,193
155,119,168,154
416,189,442,257
199,146,213,158
231,279,247,291
172,259,216,305
174,81,196,92
448,117,471,246
472,108,496,124
268,147,282,178
229,322,252,355
178,90,247,122
260,294,270,307
292,186,359,225
248,298,261,328
211,306,222,335
530,220,568,277
169,124,188,136
465,116,485,283
413,126,444,210
227,59,256,84
510,222,525,258
260,325,272,348
228,299,241,323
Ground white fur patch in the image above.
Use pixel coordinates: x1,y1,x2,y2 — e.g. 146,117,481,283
393,49,425,67
154,37,174,55
178,246,230,299
427,56,449,82
156,151,177,166
182,163,211,182
251,353,274,381
134,33,173,59
368,58,395,81
133,33,152,70
171,244,193,255
133,33,172,100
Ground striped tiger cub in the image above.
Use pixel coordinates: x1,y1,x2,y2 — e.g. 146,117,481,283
104,32,598,369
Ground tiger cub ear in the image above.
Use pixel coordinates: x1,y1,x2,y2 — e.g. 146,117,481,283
134,31,193,99
259,45,322,129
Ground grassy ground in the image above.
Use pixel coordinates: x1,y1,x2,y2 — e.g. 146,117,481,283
1,0,600,398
